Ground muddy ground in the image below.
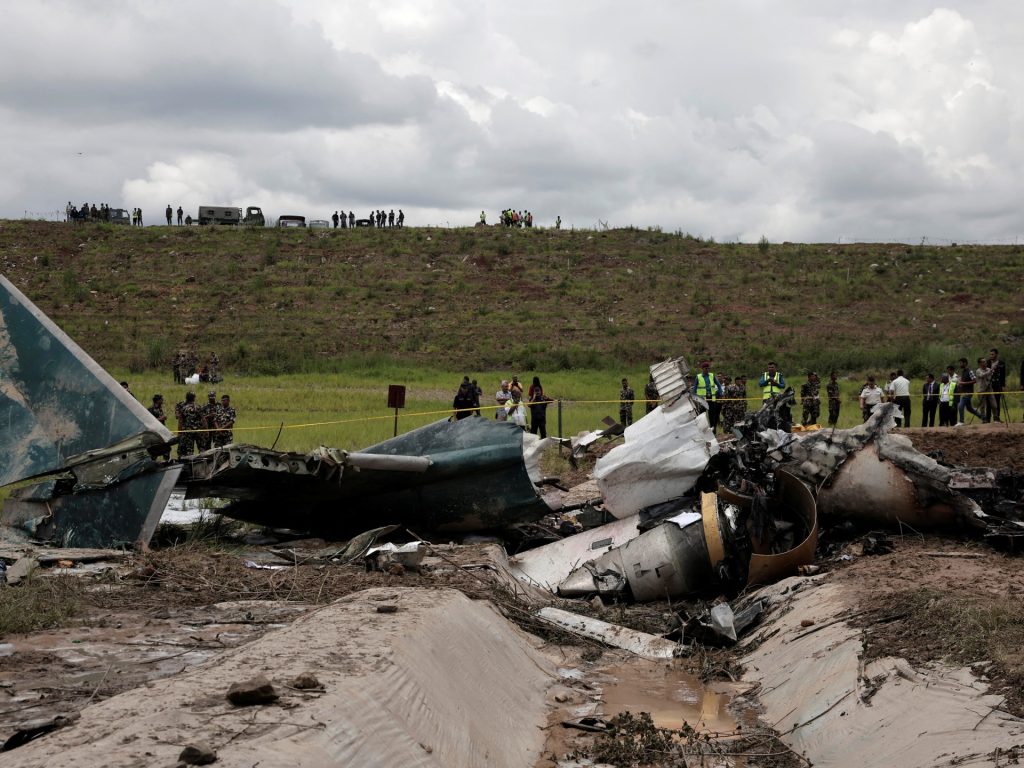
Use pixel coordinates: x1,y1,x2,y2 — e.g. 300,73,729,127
1,424,1020,766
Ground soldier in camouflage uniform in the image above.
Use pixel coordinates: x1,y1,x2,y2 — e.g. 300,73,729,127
644,374,659,414
174,392,202,458
722,375,748,433
172,352,184,384
148,394,167,425
619,378,635,427
212,394,236,448
800,372,821,426
826,371,841,427
185,350,199,381
198,391,219,451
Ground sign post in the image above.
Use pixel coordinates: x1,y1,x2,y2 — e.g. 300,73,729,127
387,385,406,437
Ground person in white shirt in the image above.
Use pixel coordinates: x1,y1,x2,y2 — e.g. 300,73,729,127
859,376,884,422
494,380,512,421
938,372,956,426
890,369,911,427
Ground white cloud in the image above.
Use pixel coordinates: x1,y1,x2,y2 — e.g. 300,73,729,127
3,2,1024,241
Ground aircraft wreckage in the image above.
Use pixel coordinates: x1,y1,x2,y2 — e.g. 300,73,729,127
2,275,1022,603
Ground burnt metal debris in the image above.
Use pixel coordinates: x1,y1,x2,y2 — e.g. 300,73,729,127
2,279,1022,598
0,276,179,548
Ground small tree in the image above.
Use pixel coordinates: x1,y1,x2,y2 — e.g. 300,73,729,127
758,235,770,253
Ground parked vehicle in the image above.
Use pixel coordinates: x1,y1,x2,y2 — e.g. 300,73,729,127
309,219,330,229
108,208,131,225
277,215,306,228
197,205,265,226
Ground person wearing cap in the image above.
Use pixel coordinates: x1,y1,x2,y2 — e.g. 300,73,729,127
800,372,821,426
148,394,167,425
495,380,512,421
692,361,723,431
859,376,884,422
213,395,236,447
199,391,218,451
826,372,841,427
174,391,202,458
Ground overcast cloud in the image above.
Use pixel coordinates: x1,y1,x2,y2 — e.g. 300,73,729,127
3,1,1023,242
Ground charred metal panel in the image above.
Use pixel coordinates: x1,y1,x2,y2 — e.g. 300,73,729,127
4,465,180,548
0,275,171,487
594,392,719,519
182,417,555,536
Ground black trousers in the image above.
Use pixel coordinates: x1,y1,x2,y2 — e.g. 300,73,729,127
938,401,955,427
894,395,911,427
922,399,937,427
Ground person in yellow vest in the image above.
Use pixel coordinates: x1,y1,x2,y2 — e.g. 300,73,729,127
759,362,786,400
691,360,724,432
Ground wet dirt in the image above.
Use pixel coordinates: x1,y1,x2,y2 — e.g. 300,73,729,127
597,658,736,732
902,421,1024,470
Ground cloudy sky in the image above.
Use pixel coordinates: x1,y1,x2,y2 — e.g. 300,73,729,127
3,1,1023,242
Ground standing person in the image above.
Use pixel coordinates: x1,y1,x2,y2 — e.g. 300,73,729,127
137,208,143,226
528,376,552,438
644,373,659,414
165,205,172,225
348,211,355,228
921,373,939,427
891,369,911,428
332,211,339,229
619,378,635,427
506,390,528,430
988,349,1006,422
720,376,737,432
199,391,219,450
859,376,884,421
495,380,512,421
692,361,723,431
956,357,985,425
452,380,476,420
938,372,956,427
800,372,821,426
397,209,405,227
148,394,167,425
388,210,395,228
759,362,785,400
724,375,748,431
975,357,994,422
471,379,482,416
176,206,183,225
175,391,201,458
212,395,235,447
480,210,487,225
555,215,561,230
826,372,841,427
510,375,524,398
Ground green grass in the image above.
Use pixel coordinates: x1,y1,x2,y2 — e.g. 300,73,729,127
3,221,1021,380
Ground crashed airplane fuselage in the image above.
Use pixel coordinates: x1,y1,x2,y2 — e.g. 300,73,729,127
180,420,559,536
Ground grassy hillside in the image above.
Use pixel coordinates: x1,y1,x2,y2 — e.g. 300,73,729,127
2,220,1023,378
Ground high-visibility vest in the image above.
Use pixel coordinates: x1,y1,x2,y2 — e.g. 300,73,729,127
695,372,719,400
761,372,783,400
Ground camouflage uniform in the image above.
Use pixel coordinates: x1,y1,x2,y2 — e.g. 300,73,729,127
800,378,821,426
826,379,841,426
721,383,741,432
148,399,167,425
175,397,203,458
213,399,236,448
172,352,184,384
199,394,219,451
724,381,748,431
644,379,659,414
619,383,635,427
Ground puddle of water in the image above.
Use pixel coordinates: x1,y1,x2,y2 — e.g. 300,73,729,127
599,658,735,732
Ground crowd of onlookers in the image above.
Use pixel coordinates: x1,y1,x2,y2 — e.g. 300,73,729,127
452,376,554,437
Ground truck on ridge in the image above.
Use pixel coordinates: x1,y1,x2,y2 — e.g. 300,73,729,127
197,205,265,226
